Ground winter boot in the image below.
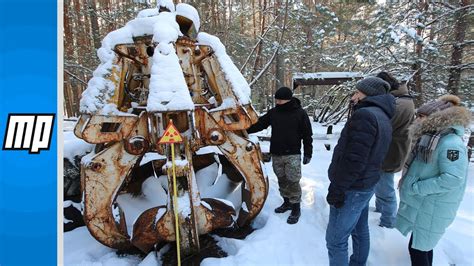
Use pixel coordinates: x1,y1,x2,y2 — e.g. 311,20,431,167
287,203,301,224
274,197,292,213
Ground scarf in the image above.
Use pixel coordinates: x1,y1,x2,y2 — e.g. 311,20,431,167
401,128,455,179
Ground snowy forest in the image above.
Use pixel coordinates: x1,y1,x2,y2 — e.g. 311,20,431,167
63,0,473,118
62,1,474,265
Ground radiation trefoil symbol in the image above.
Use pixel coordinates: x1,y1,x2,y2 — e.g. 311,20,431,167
158,120,183,144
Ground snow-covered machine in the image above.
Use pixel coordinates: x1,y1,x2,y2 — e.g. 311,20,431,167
73,1,268,256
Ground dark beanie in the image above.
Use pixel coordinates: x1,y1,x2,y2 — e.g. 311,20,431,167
416,95,461,116
355,77,390,96
376,71,400,91
275,87,293,100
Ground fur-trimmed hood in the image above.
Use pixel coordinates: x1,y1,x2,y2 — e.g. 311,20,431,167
409,105,471,140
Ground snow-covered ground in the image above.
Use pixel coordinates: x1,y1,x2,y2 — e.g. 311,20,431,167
64,122,474,265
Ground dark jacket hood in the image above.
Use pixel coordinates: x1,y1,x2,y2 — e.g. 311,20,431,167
275,97,301,112
356,94,396,119
391,83,410,97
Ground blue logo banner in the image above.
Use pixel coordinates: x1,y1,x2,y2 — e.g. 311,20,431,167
0,0,58,265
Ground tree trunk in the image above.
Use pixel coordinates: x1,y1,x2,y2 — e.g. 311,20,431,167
64,0,75,57
252,0,257,38
274,0,285,92
250,0,267,79
88,0,102,50
275,50,285,89
447,0,469,95
412,0,428,106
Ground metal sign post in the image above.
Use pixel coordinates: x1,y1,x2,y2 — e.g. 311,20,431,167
158,119,184,266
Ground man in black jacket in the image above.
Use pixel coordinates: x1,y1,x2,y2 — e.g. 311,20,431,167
325,77,395,266
247,86,313,224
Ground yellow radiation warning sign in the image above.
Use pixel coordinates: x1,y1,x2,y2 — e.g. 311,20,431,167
158,120,183,144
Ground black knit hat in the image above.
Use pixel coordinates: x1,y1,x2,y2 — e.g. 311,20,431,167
275,87,293,100
355,77,390,96
376,71,400,91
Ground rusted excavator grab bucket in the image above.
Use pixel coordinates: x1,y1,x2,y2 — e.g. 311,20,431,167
74,4,268,257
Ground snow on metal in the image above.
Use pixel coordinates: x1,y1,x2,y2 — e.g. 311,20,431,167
157,0,175,12
81,2,248,114
176,3,200,32
197,32,252,105
80,13,168,114
293,72,363,80
292,72,363,88
136,8,159,18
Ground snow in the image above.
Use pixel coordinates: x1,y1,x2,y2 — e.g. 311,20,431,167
147,12,194,112
241,202,248,212
248,135,259,144
201,200,213,211
101,103,137,116
405,28,417,39
293,72,363,80
210,97,237,111
153,12,181,45
63,131,94,163
64,200,82,212
64,227,144,265
401,26,422,42
416,22,426,29
176,3,200,32
177,192,191,217
116,176,168,236
155,208,167,226
194,163,242,211
196,146,223,155
157,0,175,12
390,31,400,43
80,151,96,166
146,42,194,111
139,152,167,166
165,159,189,168
80,64,119,114
197,32,251,105
112,204,121,223
137,8,159,18
64,121,474,265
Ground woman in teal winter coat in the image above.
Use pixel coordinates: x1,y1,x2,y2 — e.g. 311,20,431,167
396,95,470,266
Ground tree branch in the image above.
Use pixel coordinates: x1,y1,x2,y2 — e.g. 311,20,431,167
64,69,88,85
425,4,474,27
65,61,94,74
248,0,289,88
240,14,280,72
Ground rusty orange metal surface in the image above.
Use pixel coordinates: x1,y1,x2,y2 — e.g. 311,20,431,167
74,16,269,257
81,141,139,250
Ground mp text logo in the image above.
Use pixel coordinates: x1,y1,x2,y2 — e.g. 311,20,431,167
3,114,55,154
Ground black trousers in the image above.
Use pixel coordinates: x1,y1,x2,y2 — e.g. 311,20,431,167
409,234,433,266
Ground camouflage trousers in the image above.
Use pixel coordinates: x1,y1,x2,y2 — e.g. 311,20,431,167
272,154,302,204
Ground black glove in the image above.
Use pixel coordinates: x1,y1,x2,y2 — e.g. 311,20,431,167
303,156,311,165
326,187,345,209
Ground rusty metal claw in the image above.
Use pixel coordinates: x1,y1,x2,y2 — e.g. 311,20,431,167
81,141,139,250
75,16,269,257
